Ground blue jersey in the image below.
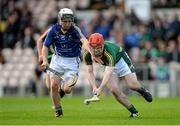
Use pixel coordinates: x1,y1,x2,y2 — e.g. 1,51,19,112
44,23,84,57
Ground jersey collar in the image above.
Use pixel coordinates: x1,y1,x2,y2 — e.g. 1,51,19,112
61,28,68,34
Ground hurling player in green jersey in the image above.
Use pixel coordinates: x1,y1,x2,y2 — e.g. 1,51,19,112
83,33,153,118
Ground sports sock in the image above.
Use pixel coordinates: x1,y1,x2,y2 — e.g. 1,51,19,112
55,106,62,112
128,105,138,114
55,106,63,116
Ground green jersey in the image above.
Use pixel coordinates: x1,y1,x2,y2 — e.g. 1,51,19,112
48,45,55,63
83,41,135,72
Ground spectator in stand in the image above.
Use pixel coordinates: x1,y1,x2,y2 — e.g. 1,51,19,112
94,17,114,39
140,40,158,63
90,11,115,39
18,1,32,39
127,9,141,26
167,38,180,84
166,40,180,62
124,26,140,52
3,11,19,48
89,11,104,35
166,14,180,41
150,17,166,41
155,56,169,81
115,30,125,47
138,23,152,48
140,41,158,79
21,26,36,49
157,41,167,58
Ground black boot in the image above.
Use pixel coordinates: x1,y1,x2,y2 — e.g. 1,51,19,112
55,107,63,118
137,87,152,102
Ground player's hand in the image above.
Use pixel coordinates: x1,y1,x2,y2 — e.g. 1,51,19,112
92,87,98,95
94,88,102,96
40,61,49,71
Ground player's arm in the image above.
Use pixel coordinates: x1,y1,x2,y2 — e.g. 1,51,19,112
73,25,91,53
41,27,54,70
74,25,103,64
80,37,91,54
86,65,98,92
37,28,49,63
96,66,115,95
41,46,49,69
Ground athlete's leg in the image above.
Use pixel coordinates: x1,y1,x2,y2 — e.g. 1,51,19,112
49,55,80,117
106,75,138,117
50,74,63,117
45,73,66,99
124,73,152,102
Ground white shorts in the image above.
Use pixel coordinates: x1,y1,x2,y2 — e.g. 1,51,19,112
41,70,51,81
112,58,133,77
49,54,80,82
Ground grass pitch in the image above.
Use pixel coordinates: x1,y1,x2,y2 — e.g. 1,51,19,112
0,96,180,125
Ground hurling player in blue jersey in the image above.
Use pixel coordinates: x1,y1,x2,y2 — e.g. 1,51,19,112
41,8,102,118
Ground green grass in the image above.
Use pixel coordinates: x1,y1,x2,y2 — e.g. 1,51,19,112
0,96,180,125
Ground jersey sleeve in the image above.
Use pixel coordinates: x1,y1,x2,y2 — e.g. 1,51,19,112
44,26,54,48
73,25,85,39
83,50,93,65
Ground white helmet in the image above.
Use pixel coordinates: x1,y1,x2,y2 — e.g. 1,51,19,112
58,8,74,21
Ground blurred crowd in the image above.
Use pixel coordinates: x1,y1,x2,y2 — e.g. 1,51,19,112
0,0,180,84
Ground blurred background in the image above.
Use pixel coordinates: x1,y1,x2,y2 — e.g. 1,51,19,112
0,0,180,98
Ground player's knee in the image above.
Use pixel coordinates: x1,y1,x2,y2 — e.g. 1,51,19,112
62,76,77,94
67,76,78,86
50,80,59,91
64,87,72,94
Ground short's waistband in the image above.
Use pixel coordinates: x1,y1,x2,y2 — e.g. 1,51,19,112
54,54,79,60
